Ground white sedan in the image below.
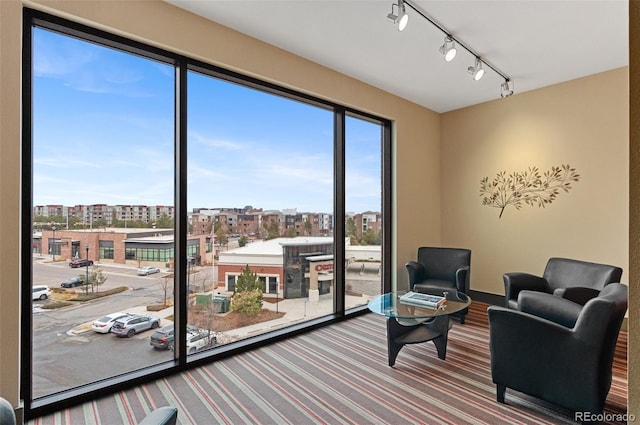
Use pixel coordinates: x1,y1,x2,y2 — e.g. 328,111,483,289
137,266,161,276
92,312,131,334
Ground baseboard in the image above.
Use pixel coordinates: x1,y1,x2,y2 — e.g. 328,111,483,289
468,290,504,306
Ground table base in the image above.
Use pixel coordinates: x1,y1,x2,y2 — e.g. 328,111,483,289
387,315,450,366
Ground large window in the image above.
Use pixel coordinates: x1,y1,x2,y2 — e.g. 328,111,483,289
23,9,390,419
27,15,176,407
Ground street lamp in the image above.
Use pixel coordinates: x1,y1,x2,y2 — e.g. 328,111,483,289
51,226,56,262
85,243,90,295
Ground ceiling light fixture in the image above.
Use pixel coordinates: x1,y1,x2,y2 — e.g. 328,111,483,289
387,0,409,32
439,36,457,62
468,58,485,81
397,1,514,98
501,80,514,97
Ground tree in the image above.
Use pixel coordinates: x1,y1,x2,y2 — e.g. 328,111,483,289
159,275,172,306
304,219,312,236
361,229,380,245
232,265,263,317
92,218,108,228
264,221,280,240
235,265,262,293
231,289,262,317
194,269,208,293
155,213,174,229
238,236,249,247
215,226,228,250
88,266,108,293
286,226,297,237
346,217,357,243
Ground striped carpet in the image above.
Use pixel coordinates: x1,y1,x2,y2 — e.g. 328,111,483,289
29,302,627,425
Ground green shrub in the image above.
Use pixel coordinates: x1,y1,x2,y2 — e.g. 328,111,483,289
231,289,263,317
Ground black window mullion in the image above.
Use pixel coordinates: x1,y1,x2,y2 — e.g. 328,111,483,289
174,60,188,363
21,8,35,414
334,108,346,314
382,121,393,293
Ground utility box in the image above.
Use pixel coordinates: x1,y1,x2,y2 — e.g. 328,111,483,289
213,295,230,313
195,293,212,306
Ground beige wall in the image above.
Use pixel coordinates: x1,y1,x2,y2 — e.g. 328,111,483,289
441,68,629,295
0,0,24,409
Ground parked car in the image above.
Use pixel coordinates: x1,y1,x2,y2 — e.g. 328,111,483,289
32,285,51,301
111,314,161,338
69,258,94,268
150,324,198,350
137,266,160,276
91,312,131,334
60,276,85,288
186,331,217,354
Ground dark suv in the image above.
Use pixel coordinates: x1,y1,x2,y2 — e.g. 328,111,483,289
150,324,197,350
69,258,94,268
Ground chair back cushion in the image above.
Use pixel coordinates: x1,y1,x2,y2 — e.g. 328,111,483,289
417,247,471,282
542,257,622,292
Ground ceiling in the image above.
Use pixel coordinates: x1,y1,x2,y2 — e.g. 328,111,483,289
165,0,628,113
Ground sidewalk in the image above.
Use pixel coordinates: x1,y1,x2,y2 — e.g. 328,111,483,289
223,293,371,339
69,293,372,340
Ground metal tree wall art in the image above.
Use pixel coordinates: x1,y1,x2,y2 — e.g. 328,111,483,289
480,164,580,219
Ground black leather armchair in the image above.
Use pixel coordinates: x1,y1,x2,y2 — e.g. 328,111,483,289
0,397,16,425
488,283,628,415
503,257,622,309
138,406,178,425
405,247,471,323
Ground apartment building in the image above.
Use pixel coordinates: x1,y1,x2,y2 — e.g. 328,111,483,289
34,204,176,226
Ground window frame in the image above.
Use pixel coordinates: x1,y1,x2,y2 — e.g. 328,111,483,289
21,8,392,419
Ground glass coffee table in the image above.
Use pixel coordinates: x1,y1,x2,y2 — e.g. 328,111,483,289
368,291,471,366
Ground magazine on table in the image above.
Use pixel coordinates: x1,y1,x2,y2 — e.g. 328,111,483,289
399,291,447,309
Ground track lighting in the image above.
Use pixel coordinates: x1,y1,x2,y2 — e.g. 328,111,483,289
439,36,457,62
467,58,485,81
389,0,513,98
501,80,514,97
387,0,409,32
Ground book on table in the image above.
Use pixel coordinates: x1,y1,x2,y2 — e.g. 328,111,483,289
399,291,447,309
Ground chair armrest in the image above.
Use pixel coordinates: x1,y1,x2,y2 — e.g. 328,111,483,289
518,290,582,328
553,287,601,306
503,272,550,305
455,265,470,293
405,261,427,287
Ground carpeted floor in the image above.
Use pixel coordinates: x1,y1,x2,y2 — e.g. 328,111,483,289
29,302,627,425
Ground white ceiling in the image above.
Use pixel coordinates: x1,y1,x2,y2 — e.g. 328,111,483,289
165,0,628,113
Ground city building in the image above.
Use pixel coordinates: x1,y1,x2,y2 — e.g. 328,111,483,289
218,237,381,301
36,228,210,268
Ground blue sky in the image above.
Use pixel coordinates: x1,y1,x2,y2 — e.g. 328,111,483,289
33,28,381,214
